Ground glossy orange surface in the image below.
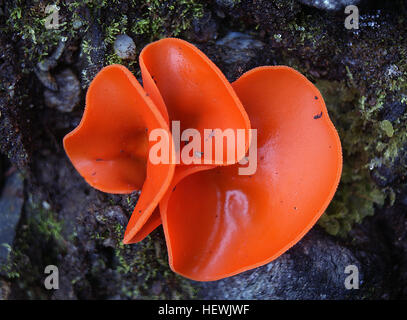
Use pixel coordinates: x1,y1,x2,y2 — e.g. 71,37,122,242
63,38,342,281
64,39,251,245
124,38,251,244
159,66,342,281
63,65,175,243
139,38,251,167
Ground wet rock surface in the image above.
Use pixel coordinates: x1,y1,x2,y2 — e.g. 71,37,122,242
44,69,81,113
298,0,361,11
114,35,137,60
0,0,406,299
199,228,389,299
0,280,11,299
216,32,265,65
0,170,24,271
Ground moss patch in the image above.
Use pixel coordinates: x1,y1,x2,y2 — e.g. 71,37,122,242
1,196,65,299
92,222,198,299
316,78,407,236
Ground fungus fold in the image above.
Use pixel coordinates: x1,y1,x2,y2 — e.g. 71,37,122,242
63,38,342,281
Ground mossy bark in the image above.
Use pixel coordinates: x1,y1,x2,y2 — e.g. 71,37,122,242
1,0,406,299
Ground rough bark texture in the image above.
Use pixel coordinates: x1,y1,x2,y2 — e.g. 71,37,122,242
0,0,406,299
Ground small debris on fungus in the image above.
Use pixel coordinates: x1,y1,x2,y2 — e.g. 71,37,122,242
314,111,323,119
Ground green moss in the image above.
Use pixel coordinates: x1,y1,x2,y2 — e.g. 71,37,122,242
0,244,21,279
4,1,82,67
104,52,131,69
380,120,394,138
132,0,204,39
102,0,204,62
315,78,407,237
3,0,206,83
109,224,198,299
30,207,64,243
104,15,128,45
0,196,66,298
266,5,406,237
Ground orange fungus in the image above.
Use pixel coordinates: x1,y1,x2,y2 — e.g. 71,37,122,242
159,66,342,280
63,38,342,281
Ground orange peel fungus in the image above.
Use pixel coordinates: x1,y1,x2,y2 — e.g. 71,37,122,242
63,38,342,281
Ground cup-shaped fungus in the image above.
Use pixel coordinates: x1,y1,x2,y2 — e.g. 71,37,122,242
63,39,342,281
63,65,176,242
64,38,251,245
159,67,342,281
